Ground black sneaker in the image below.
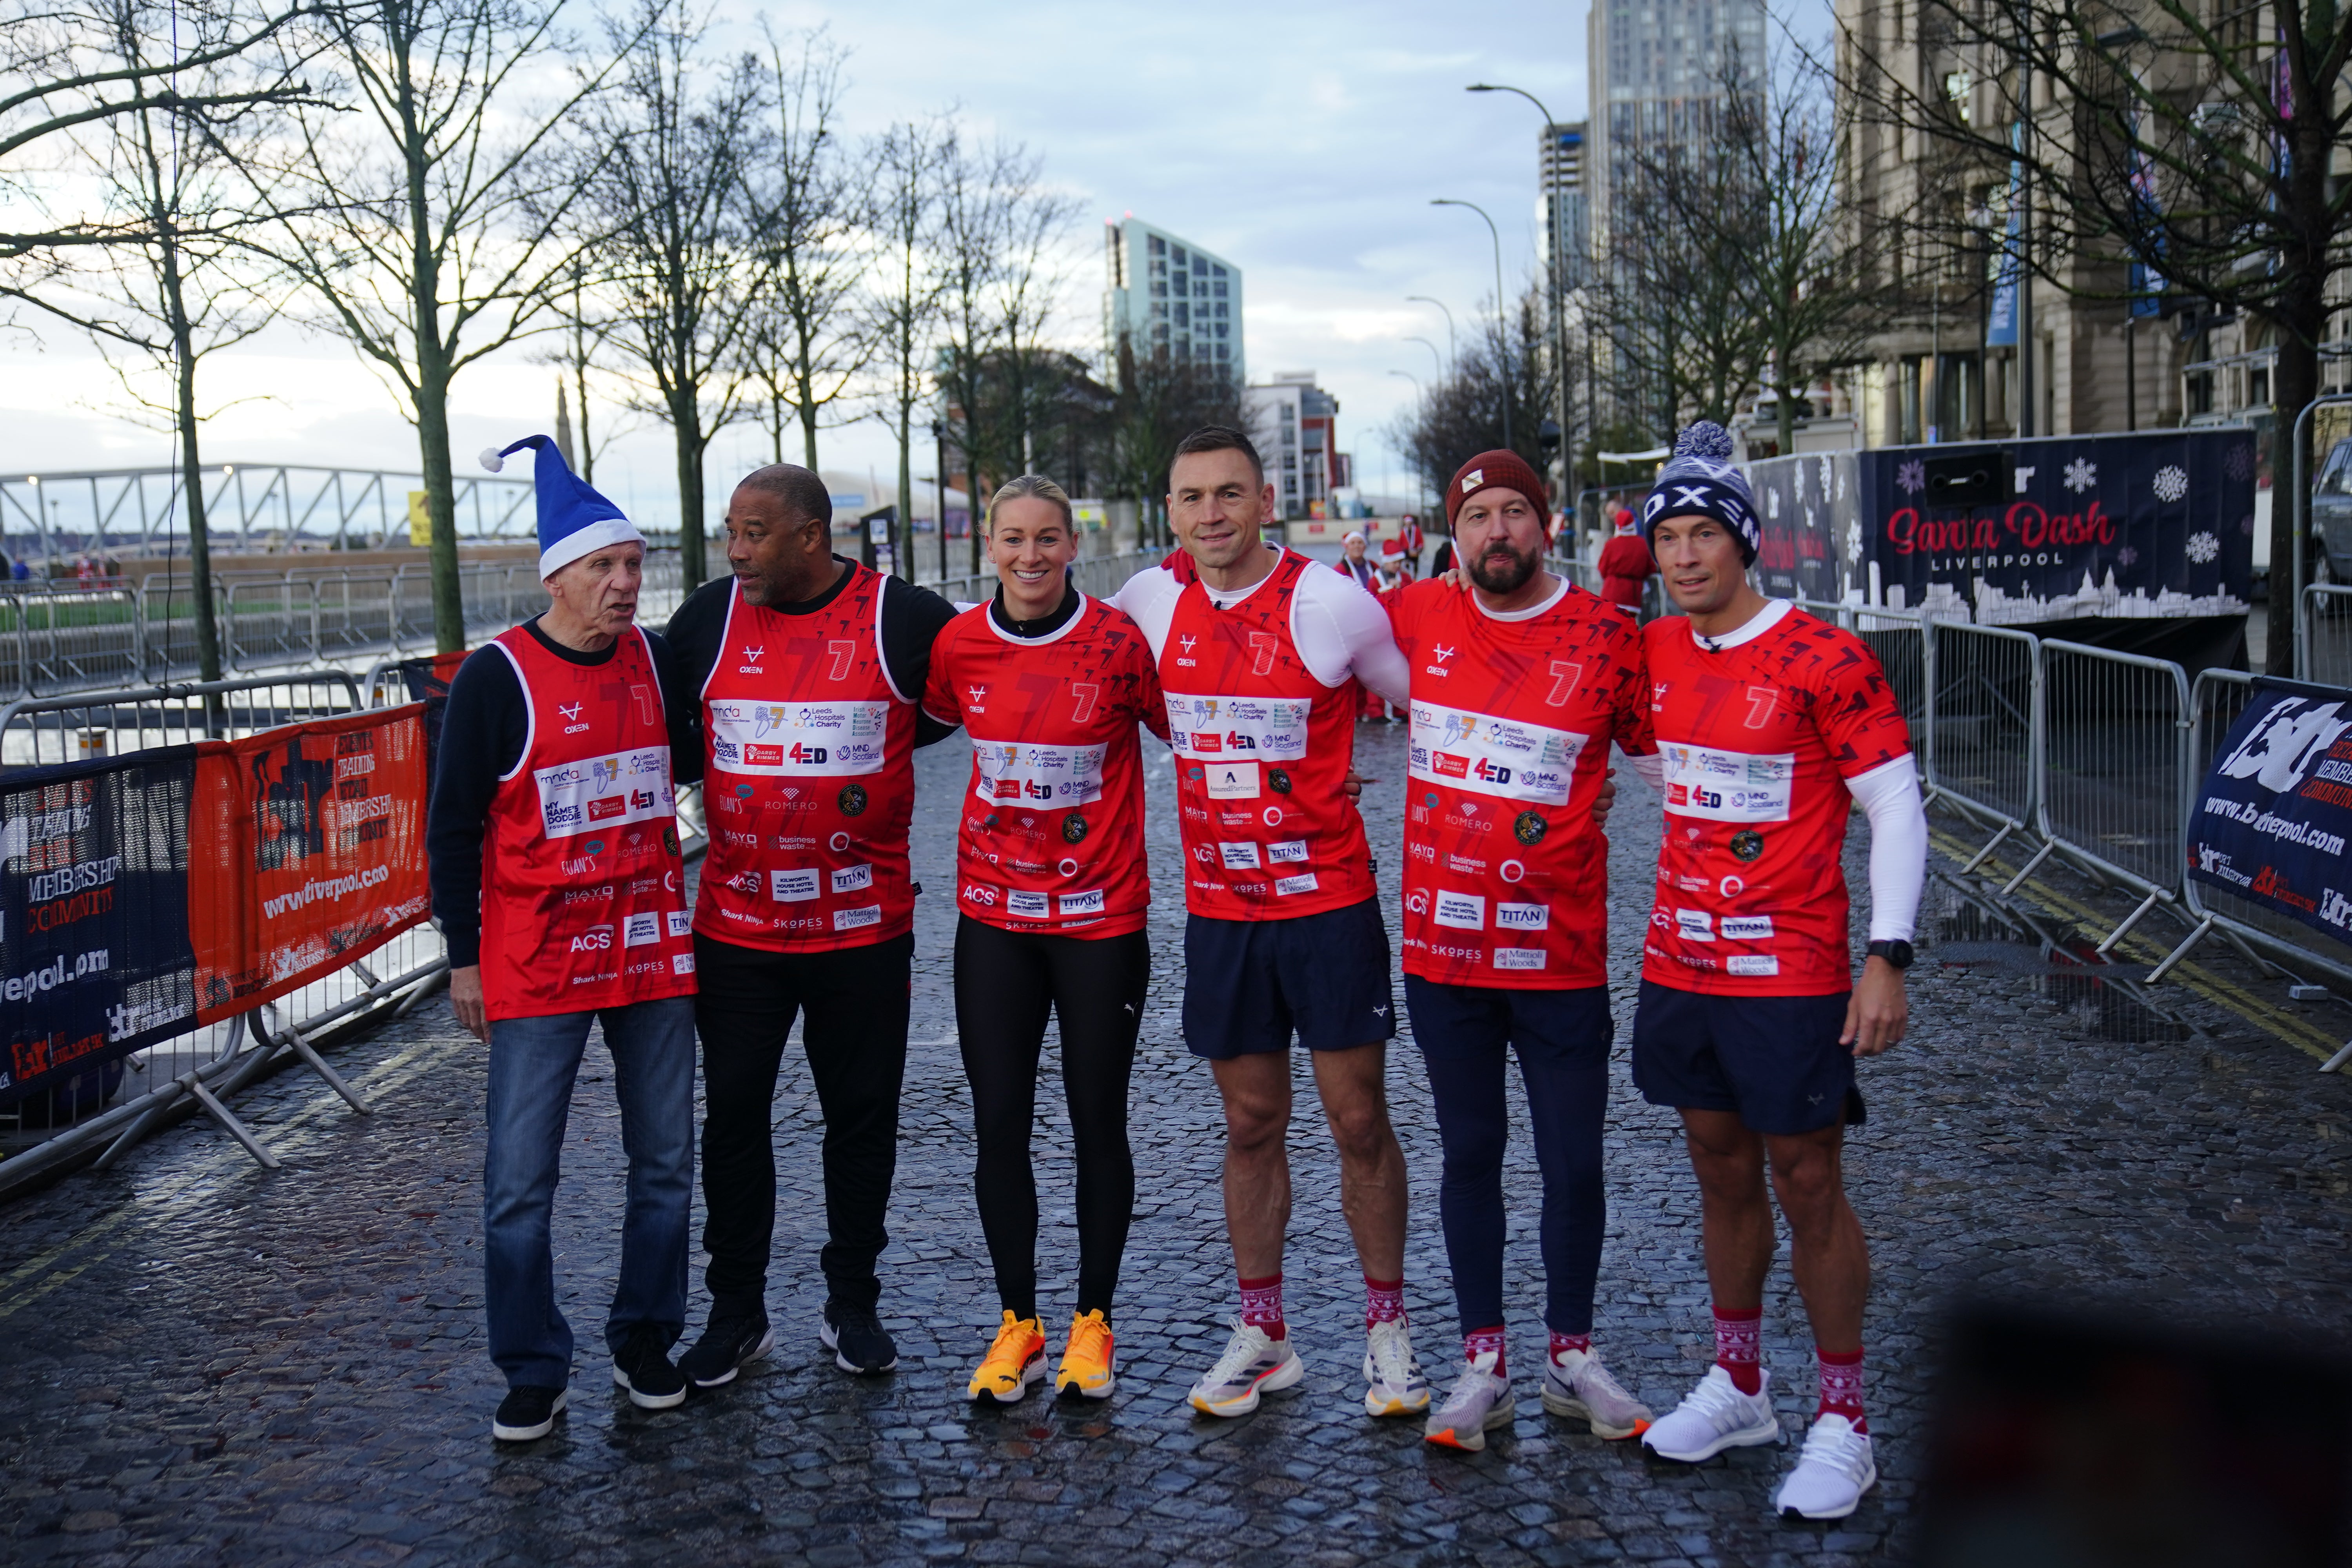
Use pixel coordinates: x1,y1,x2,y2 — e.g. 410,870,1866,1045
611,1326,688,1409
679,1310,776,1388
492,1385,567,1442
820,1299,900,1374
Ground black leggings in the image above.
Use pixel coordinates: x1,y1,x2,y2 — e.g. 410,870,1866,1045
952,915,1148,1321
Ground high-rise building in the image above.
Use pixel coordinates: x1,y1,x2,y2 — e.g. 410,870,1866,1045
1585,0,1766,255
1539,121,1588,290
1103,218,1243,383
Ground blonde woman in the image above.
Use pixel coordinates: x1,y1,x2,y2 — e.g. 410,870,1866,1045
920,476,1167,1402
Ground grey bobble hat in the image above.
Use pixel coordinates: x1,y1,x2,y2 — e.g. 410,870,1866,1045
1642,420,1760,565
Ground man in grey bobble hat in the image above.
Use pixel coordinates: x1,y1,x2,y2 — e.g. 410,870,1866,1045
1642,421,1760,564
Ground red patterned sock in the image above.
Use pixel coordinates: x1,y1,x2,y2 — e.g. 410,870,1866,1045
1238,1274,1285,1340
1463,1325,1507,1377
1713,1305,1764,1395
1364,1275,1406,1330
1548,1330,1592,1363
1817,1346,1867,1431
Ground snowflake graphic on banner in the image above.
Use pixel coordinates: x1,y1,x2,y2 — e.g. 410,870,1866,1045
2225,444,2254,481
1845,521,1863,563
2063,456,2097,493
2152,464,2189,503
1896,459,1926,495
2186,531,2219,564
2117,546,2140,567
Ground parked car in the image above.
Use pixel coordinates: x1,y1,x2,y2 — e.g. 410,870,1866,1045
2317,436,2352,583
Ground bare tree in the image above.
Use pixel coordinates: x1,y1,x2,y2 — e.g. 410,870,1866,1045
581,0,772,591
986,151,1080,490
865,114,951,577
934,133,1009,573
744,25,869,492
1842,0,2352,668
1106,333,1244,546
255,0,647,651
1390,285,1557,497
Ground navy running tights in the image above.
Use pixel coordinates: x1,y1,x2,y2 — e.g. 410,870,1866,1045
1403,976,1613,1336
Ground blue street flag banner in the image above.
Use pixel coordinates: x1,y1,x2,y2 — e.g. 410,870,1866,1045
2189,677,2352,942
0,748,203,1104
1985,161,2024,347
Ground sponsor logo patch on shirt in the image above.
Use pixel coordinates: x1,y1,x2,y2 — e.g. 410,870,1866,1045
1408,700,1584,806
769,869,820,902
1434,891,1486,930
535,747,672,838
1720,915,1775,940
1727,955,1780,976
1675,908,1717,942
1659,743,1795,822
708,701,889,777
1492,948,1546,971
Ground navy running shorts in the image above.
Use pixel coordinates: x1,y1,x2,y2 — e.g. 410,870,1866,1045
1630,979,1864,1135
1183,898,1397,1060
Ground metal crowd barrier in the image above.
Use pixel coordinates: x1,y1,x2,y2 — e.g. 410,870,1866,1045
2304,583,2352,687
1797,600,1932,779
0,671,365,768
1925,620,2043,881
2034,641,2192,950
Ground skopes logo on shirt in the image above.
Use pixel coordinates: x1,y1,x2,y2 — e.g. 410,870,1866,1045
1165,694,1309,762
1434,891,1485,930
709,701,889,777
1408,701,1583,806
1495,902,1549,932
537,748,671,838
1659,744,1794,823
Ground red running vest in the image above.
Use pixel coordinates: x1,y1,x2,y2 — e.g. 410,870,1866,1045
1388,579,1647,988
477,623,696,1021
1632,606,1912,996
695,565,921,953
1160,550,1374,920
923,593,1164,937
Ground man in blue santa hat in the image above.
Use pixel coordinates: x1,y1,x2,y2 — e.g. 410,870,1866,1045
426,435,707,1442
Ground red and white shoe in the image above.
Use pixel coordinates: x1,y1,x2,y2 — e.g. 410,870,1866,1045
1187,1318,1304,1417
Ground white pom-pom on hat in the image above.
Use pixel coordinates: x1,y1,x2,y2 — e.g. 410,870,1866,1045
479,447,506,473
1673,420,1735,461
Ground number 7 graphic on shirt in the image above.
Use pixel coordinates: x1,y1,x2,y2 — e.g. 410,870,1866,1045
1246,632,1278,676
1545,661,1584,707
1069,682,1100,723
825,640,855,681
1744,685,1781,728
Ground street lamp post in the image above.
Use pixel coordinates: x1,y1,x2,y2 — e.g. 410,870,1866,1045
1405,336,1443,380
1470,82,1575,508
1389,368,1425,509
1432,197,1511,452
1406,296,1457,366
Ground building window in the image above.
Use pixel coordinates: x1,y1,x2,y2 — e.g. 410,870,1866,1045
1215,344,1229,361
1150,301,1166,318
1171,245,1188,268
1213,281,1227,299
1214,322,1228,339
1149,234,1165,255
1151,279,1166,297
1214,301,1228,319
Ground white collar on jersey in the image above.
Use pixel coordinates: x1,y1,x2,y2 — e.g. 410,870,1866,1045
1687,596,1793,653
1200,546,1290,610
1471,573,1570,623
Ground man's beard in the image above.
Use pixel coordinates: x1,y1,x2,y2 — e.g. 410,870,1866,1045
1465,541,1540,596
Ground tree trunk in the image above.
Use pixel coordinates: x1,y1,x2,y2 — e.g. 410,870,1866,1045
673,389,706,594
415,350,464,655
967,452,984,575
162,247,222,690
894,408,913,582
2269,329,2320,677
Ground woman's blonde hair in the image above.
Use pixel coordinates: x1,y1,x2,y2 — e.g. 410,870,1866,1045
984,473,1074,534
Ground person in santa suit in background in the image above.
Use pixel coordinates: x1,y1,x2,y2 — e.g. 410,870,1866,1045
1596,506,1658,618
430,434,704,1443
923,473,1167,1408
1338,530,1380,592
662,463,960,1390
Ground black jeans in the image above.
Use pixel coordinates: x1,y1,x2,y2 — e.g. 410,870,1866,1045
952,916,1148,1320
694,930,912,1315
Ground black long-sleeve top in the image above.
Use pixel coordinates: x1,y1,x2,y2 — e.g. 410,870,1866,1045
662,560,964,752
425,616,701,969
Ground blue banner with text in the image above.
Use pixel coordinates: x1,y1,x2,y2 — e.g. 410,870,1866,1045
2188,677,2352,943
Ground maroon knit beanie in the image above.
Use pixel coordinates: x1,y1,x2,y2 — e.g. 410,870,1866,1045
1443,450,1549,530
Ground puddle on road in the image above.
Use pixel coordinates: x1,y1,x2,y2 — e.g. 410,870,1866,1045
1924,883,2194,1044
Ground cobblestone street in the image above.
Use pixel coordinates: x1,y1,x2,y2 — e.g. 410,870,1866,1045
4,717,2349,1567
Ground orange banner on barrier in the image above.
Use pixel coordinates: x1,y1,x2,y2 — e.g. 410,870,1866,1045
189,704,433,1022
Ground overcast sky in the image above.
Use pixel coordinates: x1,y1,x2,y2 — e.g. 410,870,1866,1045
0,0,1826,524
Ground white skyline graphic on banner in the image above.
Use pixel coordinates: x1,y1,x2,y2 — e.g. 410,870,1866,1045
1871,567,2250,624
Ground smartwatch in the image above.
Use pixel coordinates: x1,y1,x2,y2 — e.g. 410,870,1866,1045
1866,939,1915,971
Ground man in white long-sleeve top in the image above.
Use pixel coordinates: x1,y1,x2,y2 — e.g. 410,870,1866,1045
1620,422,1928,1524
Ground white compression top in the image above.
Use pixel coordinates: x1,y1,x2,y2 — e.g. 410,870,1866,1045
1617,600,1926,944
1111,550,1413,707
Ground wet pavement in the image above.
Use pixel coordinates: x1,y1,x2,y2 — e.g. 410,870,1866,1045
4,717,2349,1567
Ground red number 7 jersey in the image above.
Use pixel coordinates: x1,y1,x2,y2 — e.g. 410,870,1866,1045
1632,604,1912,996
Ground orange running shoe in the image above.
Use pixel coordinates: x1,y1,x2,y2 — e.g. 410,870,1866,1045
1055,1308,1116,1399
967,1311,1047,1403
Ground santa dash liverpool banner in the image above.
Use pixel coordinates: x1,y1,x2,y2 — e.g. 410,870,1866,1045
189,705,433,1021
2188,677,2352,944
0,750,204,1102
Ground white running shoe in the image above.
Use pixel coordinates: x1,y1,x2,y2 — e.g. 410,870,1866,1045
1540,1347,1655,1439
1775,1413,1877,1519
1640,1365,1783,1462
1187,1318,1305,1417
1423,1350,1515,1451
1361,1317,1430,1416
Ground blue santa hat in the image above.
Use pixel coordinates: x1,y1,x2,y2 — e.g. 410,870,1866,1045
479,435,644,579
1642,420,1760,565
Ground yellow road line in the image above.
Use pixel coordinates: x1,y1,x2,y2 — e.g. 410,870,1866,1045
0,1263,87,1322
1931,827,2343,1062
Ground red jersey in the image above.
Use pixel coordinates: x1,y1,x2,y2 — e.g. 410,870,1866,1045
1388,578,1646,987
1596,532,1656,610
695,565,921,952
477,624,695,1021
1160,550,1373,920
1633,604,1912,995
923,593,1164,937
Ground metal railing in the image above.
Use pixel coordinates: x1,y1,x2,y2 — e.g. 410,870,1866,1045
0,671,365,768
1926,620,2043,879
1798,600,1932,775
2034,640,2192,949
2303,583,2352,687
